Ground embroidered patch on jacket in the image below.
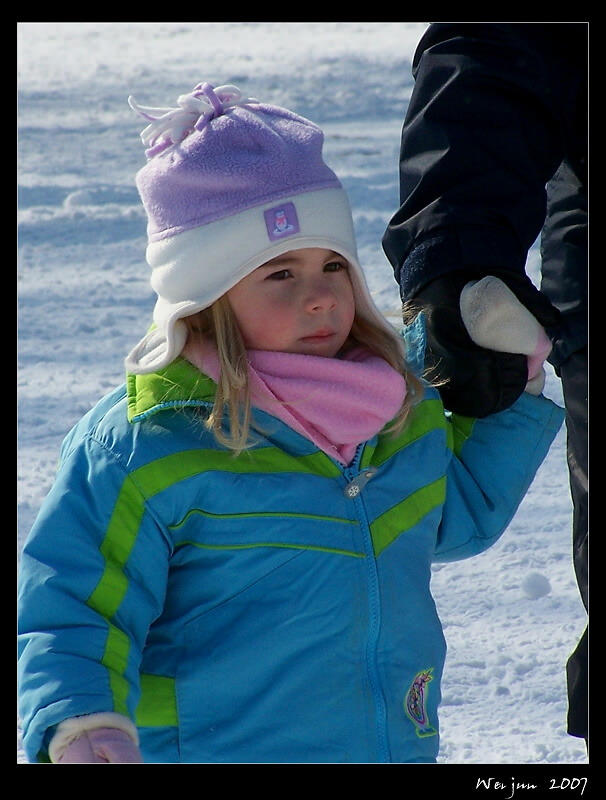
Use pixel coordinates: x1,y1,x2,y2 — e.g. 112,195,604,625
404,668,437,738
264,202,300,241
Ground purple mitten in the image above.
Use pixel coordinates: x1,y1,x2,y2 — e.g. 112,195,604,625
57,728,143,763
525,327,553,395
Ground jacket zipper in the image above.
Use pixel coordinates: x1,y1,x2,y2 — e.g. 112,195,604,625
342,447,391,763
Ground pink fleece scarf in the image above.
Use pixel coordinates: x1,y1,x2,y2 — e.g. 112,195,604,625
182,339,407,465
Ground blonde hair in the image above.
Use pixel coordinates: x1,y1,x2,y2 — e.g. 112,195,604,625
184,297,425,454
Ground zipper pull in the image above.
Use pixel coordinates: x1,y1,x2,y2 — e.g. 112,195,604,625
344,466,378,498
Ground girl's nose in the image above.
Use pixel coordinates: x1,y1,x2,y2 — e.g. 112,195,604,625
304,278,337,312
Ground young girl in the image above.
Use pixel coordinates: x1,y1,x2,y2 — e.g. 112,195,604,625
17,83,563,764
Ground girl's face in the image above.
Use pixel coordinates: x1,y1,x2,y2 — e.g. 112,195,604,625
226,248,356,357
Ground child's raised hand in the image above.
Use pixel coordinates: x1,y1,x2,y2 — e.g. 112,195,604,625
459,276,553,396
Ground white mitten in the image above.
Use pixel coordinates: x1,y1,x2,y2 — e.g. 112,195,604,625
459,276,552,395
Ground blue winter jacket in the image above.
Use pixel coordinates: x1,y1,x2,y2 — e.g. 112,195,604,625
18,340,563,763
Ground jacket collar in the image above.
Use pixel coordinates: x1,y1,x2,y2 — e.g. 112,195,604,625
127,357,216,423
126,356,342,462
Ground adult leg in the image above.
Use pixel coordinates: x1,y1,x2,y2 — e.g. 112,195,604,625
559,346,588,742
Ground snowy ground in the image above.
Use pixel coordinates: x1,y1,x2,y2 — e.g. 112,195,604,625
18,23,588,769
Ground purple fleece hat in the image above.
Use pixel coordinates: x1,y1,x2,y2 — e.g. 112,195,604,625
125,83,391,374
134,84,342,241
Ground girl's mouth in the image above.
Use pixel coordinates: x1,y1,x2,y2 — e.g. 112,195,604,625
301,330,335,344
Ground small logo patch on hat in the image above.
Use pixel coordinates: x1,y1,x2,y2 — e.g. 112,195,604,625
264,202,300,241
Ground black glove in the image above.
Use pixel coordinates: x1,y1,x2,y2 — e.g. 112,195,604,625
410,271,562,418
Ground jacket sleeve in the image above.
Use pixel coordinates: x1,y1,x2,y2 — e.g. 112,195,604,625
382,22,587,300
434,390,564,562
17,431,171,763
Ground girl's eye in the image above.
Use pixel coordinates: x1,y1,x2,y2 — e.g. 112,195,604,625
325,261,348,273
267,269,292,281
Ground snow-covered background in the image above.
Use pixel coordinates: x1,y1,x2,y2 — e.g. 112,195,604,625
17,22,587,765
